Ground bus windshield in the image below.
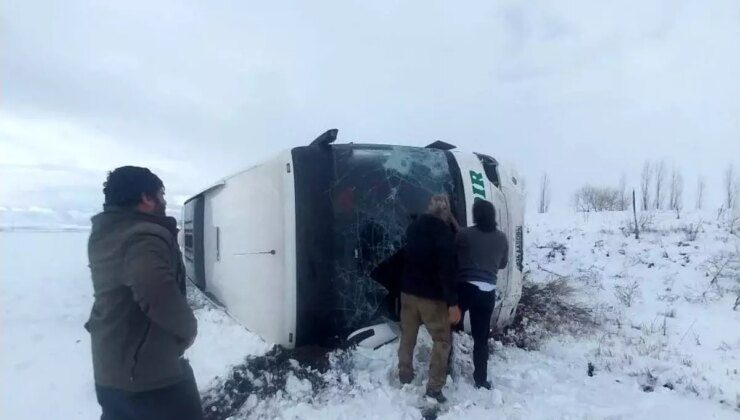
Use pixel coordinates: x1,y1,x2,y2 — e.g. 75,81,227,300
329,145,463,335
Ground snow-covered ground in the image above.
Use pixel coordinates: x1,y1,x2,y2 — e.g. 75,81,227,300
1,210,738,419
0,231,267,419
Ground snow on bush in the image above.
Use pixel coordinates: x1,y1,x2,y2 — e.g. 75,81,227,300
201,346,341,419
494,274,600,350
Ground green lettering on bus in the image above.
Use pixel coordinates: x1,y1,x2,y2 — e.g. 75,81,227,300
470,170,486,198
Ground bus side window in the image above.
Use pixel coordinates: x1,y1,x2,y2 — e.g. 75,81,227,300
475,153,500,187
184,226,194,261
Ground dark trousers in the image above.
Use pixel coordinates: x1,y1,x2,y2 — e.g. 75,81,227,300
457,282,495,384
96,363,203,420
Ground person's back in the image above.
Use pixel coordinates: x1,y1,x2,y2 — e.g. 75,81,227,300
397,195,459,403
452,199,509,390
402,213,456,302
86,166,202,420
455,226,508,285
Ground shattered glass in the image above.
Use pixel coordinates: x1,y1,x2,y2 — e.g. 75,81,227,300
329,146,458,336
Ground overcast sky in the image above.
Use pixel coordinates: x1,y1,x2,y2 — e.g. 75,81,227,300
2,0,739,221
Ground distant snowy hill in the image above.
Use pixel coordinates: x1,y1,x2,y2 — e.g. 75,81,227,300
0,205,184,231
0,206,92,231
1,210,738,419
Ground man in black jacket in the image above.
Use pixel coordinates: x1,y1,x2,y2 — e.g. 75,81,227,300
397,195,460,403
86,166,202,420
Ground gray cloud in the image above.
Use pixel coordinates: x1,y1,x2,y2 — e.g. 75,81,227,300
1,0,739,219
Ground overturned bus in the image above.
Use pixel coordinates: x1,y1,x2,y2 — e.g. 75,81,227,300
182,130,524,349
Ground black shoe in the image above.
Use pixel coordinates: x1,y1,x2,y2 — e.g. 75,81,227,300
475,380,492,390
399,372,414,385
425,389,448,404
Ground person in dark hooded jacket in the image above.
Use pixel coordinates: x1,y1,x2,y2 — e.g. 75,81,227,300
397,194,461,403
86,166,202,420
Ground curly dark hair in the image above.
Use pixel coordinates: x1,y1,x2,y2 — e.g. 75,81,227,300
473,198,496,232
103,166,164,208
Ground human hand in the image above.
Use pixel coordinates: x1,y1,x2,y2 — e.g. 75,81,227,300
178,335,196,354
448,305,461,325
184,335,196,349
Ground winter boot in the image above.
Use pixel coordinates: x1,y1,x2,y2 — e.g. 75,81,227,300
425,389,448,404
474,379,492,390
399,370,414,385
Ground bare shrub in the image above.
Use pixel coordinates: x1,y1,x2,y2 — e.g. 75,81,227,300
695,177,705,210
631,189,639,239
657,291,680,303
537,241,567,261
659,308,677,318
641,161,652,211
722,208,740,235
618,174,628,211
654,161,666,210
538,173,551,214
574,185,621,212
638,368,659,393
495,275,598,350
668,168,683,218
614,280,641,307
730,216,740,236
679,222,701,242
724,164,737,210
684,252,740,307
701,253,740,307
619,222,632,238
574,266,604,289
637,213,655,231
620,213,655,237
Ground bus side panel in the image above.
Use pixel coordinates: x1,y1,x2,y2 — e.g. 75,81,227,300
204,156,293,347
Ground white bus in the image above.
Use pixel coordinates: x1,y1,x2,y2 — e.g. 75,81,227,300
183,130,524,349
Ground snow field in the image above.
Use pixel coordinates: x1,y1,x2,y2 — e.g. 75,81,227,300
1,209,738,419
